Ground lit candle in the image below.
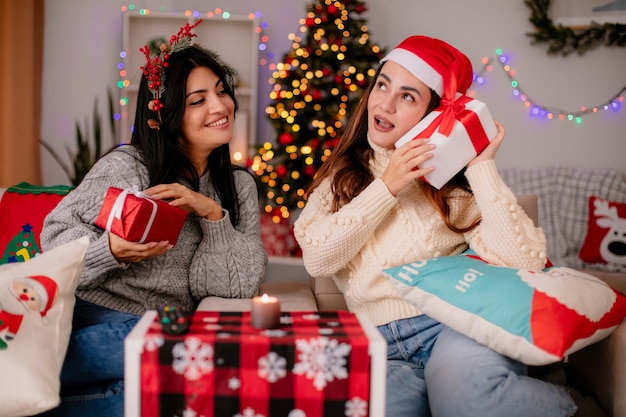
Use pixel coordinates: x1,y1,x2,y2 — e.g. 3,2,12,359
251,293,281,329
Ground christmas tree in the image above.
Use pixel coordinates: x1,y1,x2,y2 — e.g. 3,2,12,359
250,0,385,222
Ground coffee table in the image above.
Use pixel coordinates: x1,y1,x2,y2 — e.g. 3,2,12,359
125,310,386,416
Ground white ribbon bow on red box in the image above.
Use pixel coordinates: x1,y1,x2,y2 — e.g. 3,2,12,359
104,188,158,244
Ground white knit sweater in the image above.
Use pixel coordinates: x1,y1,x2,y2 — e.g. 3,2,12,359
294,139,547,327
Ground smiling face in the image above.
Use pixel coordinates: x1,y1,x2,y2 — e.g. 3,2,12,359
179,66,235,159
367,61,433,149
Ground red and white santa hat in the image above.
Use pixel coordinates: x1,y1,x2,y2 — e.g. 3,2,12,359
18,275,59,317
380,35,473,99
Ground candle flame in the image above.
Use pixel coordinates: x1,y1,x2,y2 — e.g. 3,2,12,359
261,293,270,303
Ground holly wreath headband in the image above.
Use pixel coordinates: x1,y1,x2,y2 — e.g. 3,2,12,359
139,19,202,130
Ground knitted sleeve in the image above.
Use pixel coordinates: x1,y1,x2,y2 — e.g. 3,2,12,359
462,160,547,270
41,147,148,286
293,177,397,277
188,170,267,299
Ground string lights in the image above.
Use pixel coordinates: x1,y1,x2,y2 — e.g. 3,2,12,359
109,3,624,225
470,49,625,124
113,5,624,129
114,5,270,128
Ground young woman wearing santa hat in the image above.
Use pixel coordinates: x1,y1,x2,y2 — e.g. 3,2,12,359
294,35,577,416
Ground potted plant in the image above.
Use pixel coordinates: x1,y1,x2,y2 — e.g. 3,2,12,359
40,88,117,186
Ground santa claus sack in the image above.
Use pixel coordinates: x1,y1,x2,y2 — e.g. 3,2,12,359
395,94,498,189
95,187,188,245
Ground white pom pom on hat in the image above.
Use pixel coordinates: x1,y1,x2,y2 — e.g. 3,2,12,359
380,35,473,99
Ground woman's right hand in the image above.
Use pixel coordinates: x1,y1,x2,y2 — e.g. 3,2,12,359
108,232,171,263
381,138,435,196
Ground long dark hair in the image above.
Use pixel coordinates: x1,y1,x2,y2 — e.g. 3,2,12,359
309,63,479,234
131,45,244,226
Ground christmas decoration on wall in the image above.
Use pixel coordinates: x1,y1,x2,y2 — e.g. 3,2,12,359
470,49,625,122
525,0,626,55
249,0,385,222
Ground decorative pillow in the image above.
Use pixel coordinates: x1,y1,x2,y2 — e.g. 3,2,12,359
0,182,73,264
0,236,88,417
579,196,626,266
383,250,626,366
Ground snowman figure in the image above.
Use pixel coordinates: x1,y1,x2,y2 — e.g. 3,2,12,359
0,275,58,349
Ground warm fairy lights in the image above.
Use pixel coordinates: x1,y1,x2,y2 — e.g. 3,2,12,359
250,0,382,221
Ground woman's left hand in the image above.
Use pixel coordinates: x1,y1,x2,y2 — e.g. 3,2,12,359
145,183,223,220
467,120,505,168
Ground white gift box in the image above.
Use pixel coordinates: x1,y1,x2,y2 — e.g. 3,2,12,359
394,95,498,189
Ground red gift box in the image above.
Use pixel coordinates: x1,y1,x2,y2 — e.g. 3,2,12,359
95,187,188,245
260,213,300,257
395,94,498,189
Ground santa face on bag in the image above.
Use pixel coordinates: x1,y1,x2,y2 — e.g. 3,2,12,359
0,275,58,349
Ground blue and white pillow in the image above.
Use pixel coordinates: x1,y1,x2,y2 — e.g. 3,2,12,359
383,250,626,365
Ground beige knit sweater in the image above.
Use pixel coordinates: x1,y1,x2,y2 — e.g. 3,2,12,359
294,140,547,327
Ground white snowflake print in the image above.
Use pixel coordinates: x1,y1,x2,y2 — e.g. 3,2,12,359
228,376,241,391
345,396,368,417
203,324,223,331
279,315,293,325
144,334,164,351
234,406,264,417
201,316,218,323
173,406,207,417
301,313,320,321
172,337,214,381
318,328,334,335
293,336,351,390
287,410,307,417
258,351,287,383
264,328,288,337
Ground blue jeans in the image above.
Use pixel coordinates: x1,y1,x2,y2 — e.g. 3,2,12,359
36,298,140,417
378,315,577,417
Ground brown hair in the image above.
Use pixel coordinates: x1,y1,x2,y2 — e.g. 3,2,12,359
307,63,480,234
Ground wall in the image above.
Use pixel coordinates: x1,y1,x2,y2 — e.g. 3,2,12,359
41,0,626,186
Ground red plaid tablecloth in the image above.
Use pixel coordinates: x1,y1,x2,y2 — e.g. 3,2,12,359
140,311,371,417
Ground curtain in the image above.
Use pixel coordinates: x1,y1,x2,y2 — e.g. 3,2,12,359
0,0,44,187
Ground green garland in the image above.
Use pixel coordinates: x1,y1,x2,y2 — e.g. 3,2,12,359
525,0,626,55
